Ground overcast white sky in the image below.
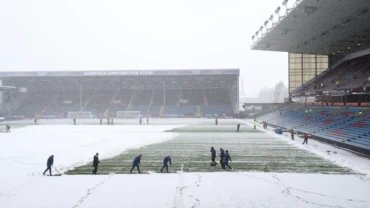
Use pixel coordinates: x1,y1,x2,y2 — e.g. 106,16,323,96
0,0,288,97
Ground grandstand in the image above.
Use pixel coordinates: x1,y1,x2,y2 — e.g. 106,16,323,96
0,69,239,119
251,0,370,155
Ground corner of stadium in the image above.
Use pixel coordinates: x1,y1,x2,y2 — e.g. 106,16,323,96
250,0,370,155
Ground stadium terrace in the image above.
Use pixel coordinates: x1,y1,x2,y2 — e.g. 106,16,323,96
0,69,240,119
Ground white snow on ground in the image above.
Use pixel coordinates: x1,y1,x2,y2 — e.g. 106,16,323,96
0,125,180,207
1,120,370,208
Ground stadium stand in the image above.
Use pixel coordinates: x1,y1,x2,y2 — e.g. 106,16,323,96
258,106,370,152
298,55,370,93
0,69,239,119
247,0,370,155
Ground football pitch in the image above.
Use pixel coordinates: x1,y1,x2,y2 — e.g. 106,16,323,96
66,125,353,174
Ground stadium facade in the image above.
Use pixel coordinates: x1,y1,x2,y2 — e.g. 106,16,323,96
0,69,239,119
251,0,370,155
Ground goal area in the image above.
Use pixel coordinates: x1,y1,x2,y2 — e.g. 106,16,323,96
116,111,141,119
67,112,92,119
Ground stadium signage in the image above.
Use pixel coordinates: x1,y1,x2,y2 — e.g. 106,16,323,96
323,90,331,95
304,92,316,96
84,71,154,76
330,89,349,96
37,72,48,76
0,69,239,77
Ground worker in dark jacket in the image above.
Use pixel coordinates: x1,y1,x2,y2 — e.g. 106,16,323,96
224,150,232,170
73,118,76,125
219,148,225,169
236,124,240,132
210,147,216,163
130,154,142,173
5,125,10,133
215,118,218,125
43,155,54,176
92,153,99,174
160,155,172,173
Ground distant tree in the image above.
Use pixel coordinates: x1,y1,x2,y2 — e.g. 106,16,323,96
274,81,288,103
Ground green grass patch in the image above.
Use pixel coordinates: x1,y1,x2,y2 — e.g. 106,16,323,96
66,125,353,175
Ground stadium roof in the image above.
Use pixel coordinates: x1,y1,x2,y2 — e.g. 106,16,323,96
0,69,239,78
251,0,370,55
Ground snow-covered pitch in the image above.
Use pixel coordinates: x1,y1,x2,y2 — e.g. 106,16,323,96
1,119,370,208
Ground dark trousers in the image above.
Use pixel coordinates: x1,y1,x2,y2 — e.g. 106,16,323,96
160,165,169,173
92,165,98,174
303,139,308,144
254,126,256,129
130,164,141,173
225,161,232,169
291,135,294,140
211,155,216,163
43,166,52,175
220,159,225,169
236,128,239,132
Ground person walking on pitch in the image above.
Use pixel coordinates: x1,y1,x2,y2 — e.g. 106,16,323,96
130,154,142,173
219,148,225,169
92,153,100,174
224,150,232,170
302,133,309,144
210,147,216,163
43,155,54,176
160,155,172,173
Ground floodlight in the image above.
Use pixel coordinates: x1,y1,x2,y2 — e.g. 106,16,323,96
264,20,269,27
269,15,274,21
282,0,289,6
275,7,281,14
252,35,255,41
259,26,264,33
